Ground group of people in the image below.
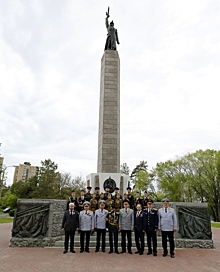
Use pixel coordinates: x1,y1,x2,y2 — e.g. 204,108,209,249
61,186,178,258
66,185,147,213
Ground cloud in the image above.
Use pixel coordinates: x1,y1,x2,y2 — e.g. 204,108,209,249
0,0,220,185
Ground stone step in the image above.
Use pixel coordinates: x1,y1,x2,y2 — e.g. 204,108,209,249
52,232,164,248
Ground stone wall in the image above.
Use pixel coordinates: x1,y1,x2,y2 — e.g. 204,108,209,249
9,200,214,248
10,199,67,247
151,202,214,248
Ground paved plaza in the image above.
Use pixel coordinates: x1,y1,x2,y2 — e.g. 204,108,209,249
0,223,220,272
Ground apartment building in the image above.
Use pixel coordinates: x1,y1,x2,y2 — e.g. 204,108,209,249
13,162,37,183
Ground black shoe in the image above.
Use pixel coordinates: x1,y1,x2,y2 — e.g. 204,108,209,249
163,253,167,257
115,251,119,254
70,250,75,253
102,250,105,253
95,249,99,252
109,251,113,254
120,251,125,254
171,254,175,258
63,250,67,254
139,251,143,255
85,249,90,253
147,252,152,255
80,250,84,253
135,251,140,254
153,253,157,256
128,251,132,254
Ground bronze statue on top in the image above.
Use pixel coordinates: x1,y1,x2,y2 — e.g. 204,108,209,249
105,7,120,51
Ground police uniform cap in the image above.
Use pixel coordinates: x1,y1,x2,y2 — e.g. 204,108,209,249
104,185,110,189
87,186,92,189
95,186,100,190
126,186,132,190
162,198,170,202
99,200,106,204
114,187,119,190
147,199,154,204
83,201,91,206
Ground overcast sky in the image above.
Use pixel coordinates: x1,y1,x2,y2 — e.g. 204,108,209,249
1,0,220,185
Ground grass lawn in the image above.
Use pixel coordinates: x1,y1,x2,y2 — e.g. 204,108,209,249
0,218,14,223
211,222,220,228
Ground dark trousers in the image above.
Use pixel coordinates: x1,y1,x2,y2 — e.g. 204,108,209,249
134,228,144,252
64,230,75,251
109,227,118,252
147,230,157,253
96,228,106,251
121,230,132,252
80,231,90,251
161,231,175,254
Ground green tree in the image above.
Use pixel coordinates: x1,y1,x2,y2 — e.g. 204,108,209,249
153,149,220,221
130,160,148,179
10,180,33,198
29,159,60,199
0,165,7,203
1,191,18,209
120,163,130,175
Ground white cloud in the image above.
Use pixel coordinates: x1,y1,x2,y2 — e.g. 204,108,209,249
0,0,220,185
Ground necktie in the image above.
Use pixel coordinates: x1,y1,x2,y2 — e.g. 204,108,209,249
101,210,103,213
70,210,72,216
125,209,127,213
86,210,87,214
165,208,167,213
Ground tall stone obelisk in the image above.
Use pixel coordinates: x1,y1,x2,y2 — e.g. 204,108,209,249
97,50,120,173
86,8,129,194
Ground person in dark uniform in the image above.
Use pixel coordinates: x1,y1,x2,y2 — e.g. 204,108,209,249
134,191,143,211
113,187,122,200
67,190,79,211
134,204,145,255
61,202,79,254
126,187,134,209
105,193,114,212
143,199,158,256
90,193,98,212
98,192,105,204
104,185,111,200
107,205,119,254
77,189,86,212
142,191,149,210
114,193,123,212
95,186,100,201
85,186,92,201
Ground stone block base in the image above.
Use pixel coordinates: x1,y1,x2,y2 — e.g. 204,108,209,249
10,236,62,247
176,239,214,248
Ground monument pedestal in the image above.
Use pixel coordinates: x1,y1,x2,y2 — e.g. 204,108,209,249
86,172,129,194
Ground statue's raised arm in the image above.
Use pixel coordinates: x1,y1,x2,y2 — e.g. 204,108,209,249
104,7,120,51
105,7,110,29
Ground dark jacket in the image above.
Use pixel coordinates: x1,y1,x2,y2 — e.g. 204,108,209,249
143,208,158,232
62,210,79,231
134,210,144,232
